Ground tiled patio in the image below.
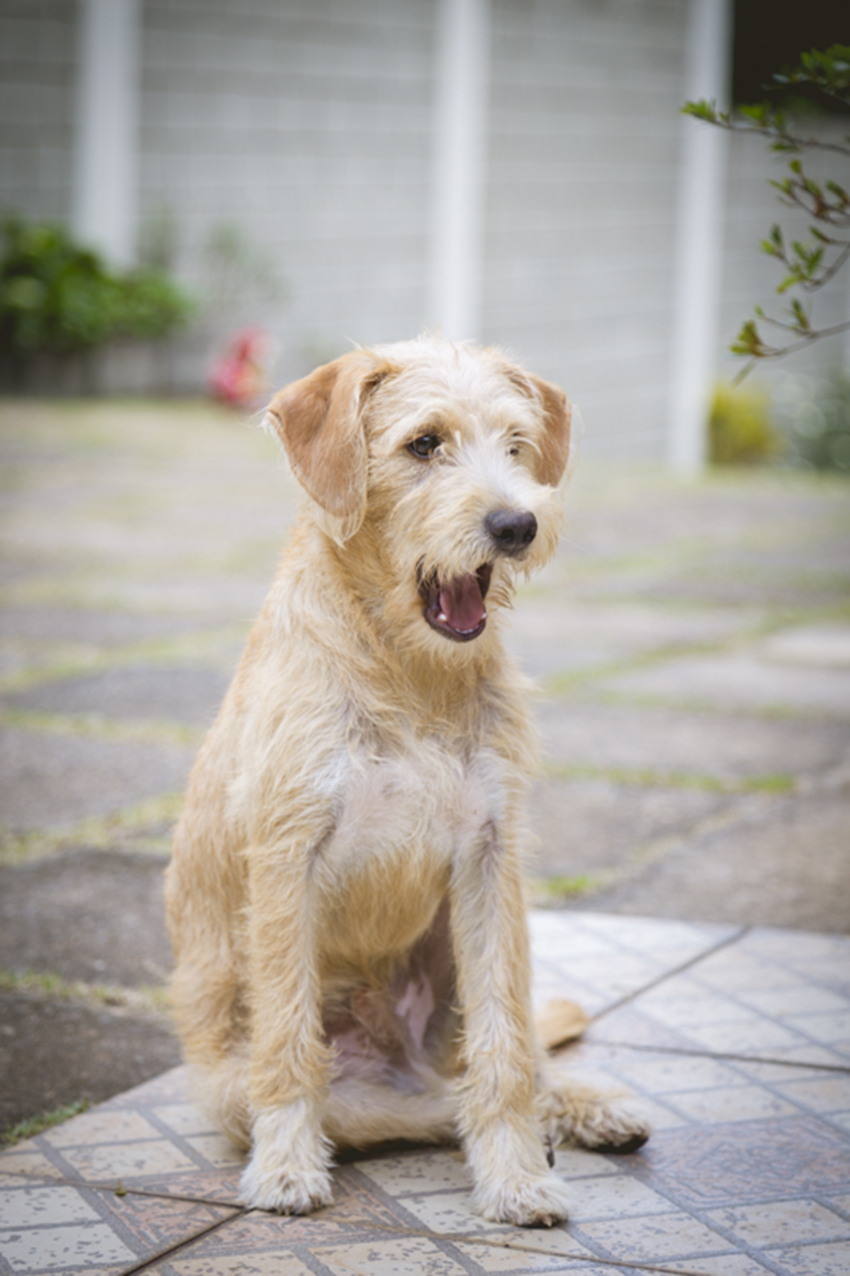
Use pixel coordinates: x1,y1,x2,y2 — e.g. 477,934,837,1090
2,911,849,1276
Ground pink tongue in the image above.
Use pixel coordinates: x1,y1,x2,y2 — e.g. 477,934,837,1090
439,573,485,633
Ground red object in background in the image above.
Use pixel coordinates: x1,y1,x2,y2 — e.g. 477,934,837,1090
209,327,272,407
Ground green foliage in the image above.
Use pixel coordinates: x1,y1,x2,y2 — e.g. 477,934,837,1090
708,382,782,466
683,45,850,370
2,1099,89,1147
0,217,194,355
778,371,850,472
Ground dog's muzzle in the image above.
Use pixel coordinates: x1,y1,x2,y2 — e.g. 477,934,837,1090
419,563,493,643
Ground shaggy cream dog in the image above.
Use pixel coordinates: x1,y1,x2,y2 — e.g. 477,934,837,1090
165,336,649,1226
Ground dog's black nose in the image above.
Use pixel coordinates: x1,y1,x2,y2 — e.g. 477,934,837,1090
485,509,538,555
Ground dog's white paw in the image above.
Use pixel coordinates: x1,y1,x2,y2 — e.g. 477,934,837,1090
240,1101,333,1215
476,1171,572,1228
239,1157,333,1214
544,1076,651,1153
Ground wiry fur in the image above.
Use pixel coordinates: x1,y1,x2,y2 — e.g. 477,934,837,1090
165,336,650,1226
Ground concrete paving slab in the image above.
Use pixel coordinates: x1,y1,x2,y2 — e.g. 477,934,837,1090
0,727,193,832
599,653,850,717
0,991,180,1134
579,791,850,933
504,600,760,680
761,624,850,669
0,848,172,986
0,606,210,647
4,665,230,729
527,776,727,881
536,701,850,783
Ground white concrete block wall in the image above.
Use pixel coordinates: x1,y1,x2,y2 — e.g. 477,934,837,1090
484,0,690,458
138,0,437,388
0,1,76,221
1,0,847,450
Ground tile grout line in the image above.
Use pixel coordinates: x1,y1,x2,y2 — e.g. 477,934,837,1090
588,1038,850,1074
0,1164,243,1209
589,926,751,1024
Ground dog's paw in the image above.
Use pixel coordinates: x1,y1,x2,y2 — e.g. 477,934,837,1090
240,1158,333,1215
476,1171,572,1228
543,1076,651,1153
240,1101,334,1214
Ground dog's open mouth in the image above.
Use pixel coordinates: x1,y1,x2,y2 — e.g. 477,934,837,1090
418,563,493,642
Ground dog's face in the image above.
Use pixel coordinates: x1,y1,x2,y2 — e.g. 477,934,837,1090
266,338,570,659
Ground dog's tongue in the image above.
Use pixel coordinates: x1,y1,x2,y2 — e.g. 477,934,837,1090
439,573,485,634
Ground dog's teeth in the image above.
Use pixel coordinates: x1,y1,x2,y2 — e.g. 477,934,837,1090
437,612,448,623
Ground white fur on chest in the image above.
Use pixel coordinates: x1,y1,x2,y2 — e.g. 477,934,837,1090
315,738,511,878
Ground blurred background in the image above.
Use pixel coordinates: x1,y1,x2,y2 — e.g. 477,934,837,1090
1,0,848,461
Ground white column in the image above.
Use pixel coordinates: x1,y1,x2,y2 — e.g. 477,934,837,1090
429,0,491,342
72,0,141,268
667,0,732,472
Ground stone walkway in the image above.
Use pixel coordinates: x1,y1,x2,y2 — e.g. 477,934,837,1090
0,397,849,1273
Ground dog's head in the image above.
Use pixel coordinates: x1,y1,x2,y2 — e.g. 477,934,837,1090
265,337,570,657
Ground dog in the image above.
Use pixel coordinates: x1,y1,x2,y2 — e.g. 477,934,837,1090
165,336,650,1226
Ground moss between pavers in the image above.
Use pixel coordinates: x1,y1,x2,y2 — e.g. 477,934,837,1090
0,791,183,864
2,1099,89,1148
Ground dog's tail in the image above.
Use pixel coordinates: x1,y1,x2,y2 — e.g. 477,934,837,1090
534,998,589,1052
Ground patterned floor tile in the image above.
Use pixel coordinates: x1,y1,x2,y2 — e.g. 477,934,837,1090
529,911,735,1016
3,915,850,1275
705,1199,850,1249
762,1241,850,1276
0,1177,235,1275
638,1115,850,1209
306,1234,474,1275
574,1210,734,1262
589,927,850,1066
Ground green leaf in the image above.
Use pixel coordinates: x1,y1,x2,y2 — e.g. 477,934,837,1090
791,298,810,329
682,98,719,122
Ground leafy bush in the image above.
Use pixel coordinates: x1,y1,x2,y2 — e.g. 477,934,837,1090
708,382,782,465
774,371,850,472
0,217,193,355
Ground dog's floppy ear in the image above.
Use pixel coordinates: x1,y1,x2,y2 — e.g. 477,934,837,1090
265,351,390,543
528,374,572,487
505,365,572,487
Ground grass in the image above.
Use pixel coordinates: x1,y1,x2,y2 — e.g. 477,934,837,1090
540,761,795,795
528,873,602,903
2,1099,89,1148
0,706,201,750
0,790,184,864
0,967,169,1014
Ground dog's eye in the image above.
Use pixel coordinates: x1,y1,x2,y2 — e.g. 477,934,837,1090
508,438,521,457
408,434,441,459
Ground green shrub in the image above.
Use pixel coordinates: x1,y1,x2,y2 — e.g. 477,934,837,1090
708,381,782,465
779,371,850,473
0,217,193,355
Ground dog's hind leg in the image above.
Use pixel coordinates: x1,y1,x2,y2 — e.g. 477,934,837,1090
536,1062,652,1155
324,1078,457,1149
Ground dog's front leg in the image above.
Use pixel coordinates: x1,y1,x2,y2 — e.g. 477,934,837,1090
451,822,572,1227
239,842,334,1215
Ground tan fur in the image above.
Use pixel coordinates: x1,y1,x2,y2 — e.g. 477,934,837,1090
165,336,650,1226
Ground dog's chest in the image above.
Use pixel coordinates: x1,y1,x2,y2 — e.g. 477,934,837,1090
317,738,505,874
